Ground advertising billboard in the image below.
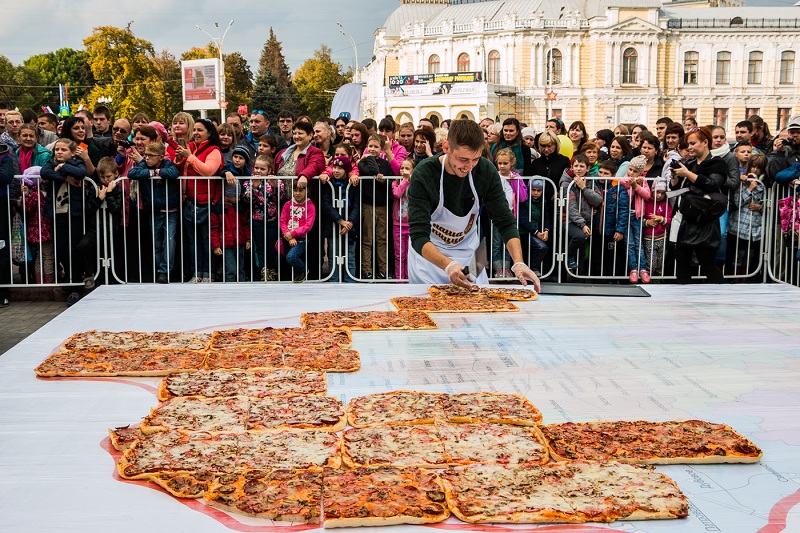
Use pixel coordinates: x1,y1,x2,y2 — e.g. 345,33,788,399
181,58,221,111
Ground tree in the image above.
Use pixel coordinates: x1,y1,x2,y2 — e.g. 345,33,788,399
150,50,182,124
180,43,253,119
292,45,351,120
0,55,47,110
250,69,284,121
83,25,158,119
253,28,294,114
22,48,94,110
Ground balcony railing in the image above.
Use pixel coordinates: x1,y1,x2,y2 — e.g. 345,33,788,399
667,18,800,29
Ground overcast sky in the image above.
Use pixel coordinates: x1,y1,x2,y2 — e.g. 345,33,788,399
0,0,789,76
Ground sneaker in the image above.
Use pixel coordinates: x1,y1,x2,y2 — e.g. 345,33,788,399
266,269,277,281
260,267,267,282
156,274,168,284
1,298,9,308
189,276,202,283
377,272,387,280
83,276,95,290
629,270,639,283
639,270,651,283
567,258,578,270
66,292,81,306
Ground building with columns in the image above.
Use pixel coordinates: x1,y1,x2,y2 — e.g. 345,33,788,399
360,0,800,135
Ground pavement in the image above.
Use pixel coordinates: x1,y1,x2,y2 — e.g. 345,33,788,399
0,291,67,356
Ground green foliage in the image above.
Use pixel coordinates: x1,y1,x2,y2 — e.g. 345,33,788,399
253,28,294,114
293,45,351,120
22,49,94,108
151,50,183,124
250,69,284,121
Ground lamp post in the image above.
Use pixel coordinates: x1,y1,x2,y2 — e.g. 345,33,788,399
196,20,234,117
336,21,359,83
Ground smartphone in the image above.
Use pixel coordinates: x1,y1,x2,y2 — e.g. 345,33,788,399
177,138,187,148
79,142,88,151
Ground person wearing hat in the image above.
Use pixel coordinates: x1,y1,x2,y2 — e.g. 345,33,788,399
321,156,359,282
767,115,800,186
621,155,652,283
642,179,673,278
407,119,540,290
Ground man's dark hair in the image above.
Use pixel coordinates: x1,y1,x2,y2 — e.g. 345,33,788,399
21,109,37,123
736,120,753,132
572,153,590,167
278,110,295,121
226,112,243,123
93,105,111,120
446,119,485,152
39,112,57,126
362,118,377,132
656,117,673,126
599,159,618,174
428,115,440,128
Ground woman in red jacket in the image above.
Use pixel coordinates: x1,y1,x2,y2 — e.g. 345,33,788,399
274,120,326,280
176,118,222,282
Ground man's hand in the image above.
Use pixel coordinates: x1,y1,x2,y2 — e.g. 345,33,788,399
339,220,353,235
444,260,474,288
613,231,623,241
582,225,591,237
511,262,541,293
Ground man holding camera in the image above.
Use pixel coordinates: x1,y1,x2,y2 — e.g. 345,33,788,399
767,115,800,185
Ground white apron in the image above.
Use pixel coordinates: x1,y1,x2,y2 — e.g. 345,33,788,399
408,155,488,285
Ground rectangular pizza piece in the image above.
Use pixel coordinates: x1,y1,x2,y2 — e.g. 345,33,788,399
341,425,448,468
35,347,206,377
542,419,763,464
247,395,346,432
282,345,360,373
236,430,342,470
140,396,249,434
323,466,449,528
210,327,352,349
347,391,446,428
441,392,543,425
301,310,438,330
61,330,211,351
428,285,537,301
206,469,323,523
436,420,549,466
203,345,284,371
391,295,519,313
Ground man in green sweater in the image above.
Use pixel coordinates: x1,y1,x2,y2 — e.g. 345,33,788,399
407,119,540,291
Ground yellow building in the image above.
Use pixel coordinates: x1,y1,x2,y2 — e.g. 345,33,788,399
361,0,800,134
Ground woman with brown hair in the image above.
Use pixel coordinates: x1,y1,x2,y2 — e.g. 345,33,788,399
347,121,369,160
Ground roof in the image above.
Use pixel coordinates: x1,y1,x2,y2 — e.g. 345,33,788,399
661,6,800,18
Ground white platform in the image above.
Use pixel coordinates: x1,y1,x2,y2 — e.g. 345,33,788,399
1,283,799,532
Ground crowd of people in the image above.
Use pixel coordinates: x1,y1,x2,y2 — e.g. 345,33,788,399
1,101,799,307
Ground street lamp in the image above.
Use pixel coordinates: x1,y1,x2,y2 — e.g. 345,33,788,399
196,20,234,116
336,21,359,83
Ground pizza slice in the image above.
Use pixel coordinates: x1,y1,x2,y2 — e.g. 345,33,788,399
247,395,346,432
442,392,543,425
140,396,249,434
391,295,519,313
347,391,446,428
236,430,342,470
300,310,438,331
341,425,448,468
204,345,284,371
282,345,360,373
157,368,327,401
211,327,352,349
149,469,216,499
323,466,449,528
239,368,327,398
436,420,549,466
108,425,143,451
205,469,323,523
61,330,211,351
428,284,537,301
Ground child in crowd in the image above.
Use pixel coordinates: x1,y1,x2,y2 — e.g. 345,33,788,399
559,153,602,271
81,158,124,290
257,134,278,163
243,155,284,281
279,183,316,283
518,178,550,274
734,143,752,175
358,134,392,279
321,156,359,282
621,155,652,283
391,158,415,280
320,143,360,185
40,138,88,305
127,141,181,283
20,171,55,284
727,154,767,277
593,159,629,277
492,148,528,278
212,146,251,282
642,180,672,277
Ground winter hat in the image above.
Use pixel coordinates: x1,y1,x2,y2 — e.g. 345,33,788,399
332,156,352,175
628,155,648,172
653,180,667,192
521,127,536,139
232,146,251,165
149,121,169,142
530,176,545,189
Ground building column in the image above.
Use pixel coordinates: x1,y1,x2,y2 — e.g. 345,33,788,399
605,40,613,86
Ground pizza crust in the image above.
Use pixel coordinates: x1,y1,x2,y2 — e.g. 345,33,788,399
323,513,449,529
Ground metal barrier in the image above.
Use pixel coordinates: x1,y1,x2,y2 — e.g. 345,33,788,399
0,173,794,288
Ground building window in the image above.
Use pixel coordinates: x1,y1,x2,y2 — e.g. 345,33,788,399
778,108,793,130
684,51,699,85
551,109,563,121
547,49,562,86
748,51,763,84
622,48,638,84
780,51,795,85
683,108,697,123
457,53,470,72
714,108,729,131
715,52,730,85
428,54,440,74
487,50,501,84
746,108,761,119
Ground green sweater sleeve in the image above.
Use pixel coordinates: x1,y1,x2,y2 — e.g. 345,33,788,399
408,156,519,255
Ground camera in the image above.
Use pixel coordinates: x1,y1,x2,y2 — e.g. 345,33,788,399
669,159,682,169
118,139,132,149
